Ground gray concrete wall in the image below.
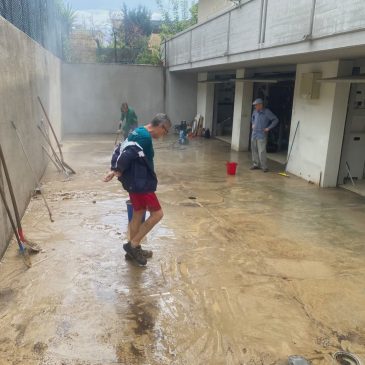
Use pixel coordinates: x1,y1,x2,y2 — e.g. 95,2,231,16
0,17,62,257
167,0,365,71
166,71,197,125
61,64,165,134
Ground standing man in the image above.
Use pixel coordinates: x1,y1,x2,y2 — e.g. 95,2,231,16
119,102,138,140
104,113,171,266
250,98,279,172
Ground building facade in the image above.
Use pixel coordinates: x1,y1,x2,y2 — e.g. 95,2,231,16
164,0,365,193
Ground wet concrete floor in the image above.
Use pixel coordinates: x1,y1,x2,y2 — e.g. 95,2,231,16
0,134,365,365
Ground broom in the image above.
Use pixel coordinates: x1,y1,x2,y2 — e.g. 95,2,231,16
278,120,300,177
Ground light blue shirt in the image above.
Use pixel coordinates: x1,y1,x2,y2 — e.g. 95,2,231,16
251,108,279,140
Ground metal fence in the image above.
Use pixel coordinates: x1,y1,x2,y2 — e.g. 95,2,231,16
0,0,66,59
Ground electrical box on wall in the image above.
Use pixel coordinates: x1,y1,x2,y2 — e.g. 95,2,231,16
300,72,321,99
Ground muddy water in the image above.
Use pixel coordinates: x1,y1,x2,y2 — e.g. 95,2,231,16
0,134,365,365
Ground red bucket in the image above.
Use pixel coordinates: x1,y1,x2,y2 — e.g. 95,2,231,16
226,162,238,175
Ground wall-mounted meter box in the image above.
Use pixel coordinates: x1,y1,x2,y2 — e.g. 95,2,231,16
300,72,322,99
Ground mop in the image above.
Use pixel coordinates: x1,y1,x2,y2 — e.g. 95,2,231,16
278,120,300,177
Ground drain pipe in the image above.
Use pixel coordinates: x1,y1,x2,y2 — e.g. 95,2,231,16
163,40,167,112
304,0,317,40
259,0,268,44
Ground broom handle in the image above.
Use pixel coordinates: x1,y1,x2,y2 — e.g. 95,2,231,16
11,122,54,222
0,180,32,268
0,177,24,251
0,144,22,229
38,125,69,177
286,121,300,166
37,96,64,162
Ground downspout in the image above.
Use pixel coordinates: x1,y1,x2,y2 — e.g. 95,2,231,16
163,40,167,112
258,0,264,44
260,0,268,44
304,0,317,40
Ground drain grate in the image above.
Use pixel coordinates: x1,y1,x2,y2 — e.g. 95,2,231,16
333,351,362,365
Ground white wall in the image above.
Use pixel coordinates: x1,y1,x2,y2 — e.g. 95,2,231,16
289,60,351,187
0,17,62,256
197,73,214,131
62,64,164,134
168,0,365,71
231,69,253,151
166,71,197,125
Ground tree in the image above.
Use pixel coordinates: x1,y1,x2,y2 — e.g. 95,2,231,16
55,1,77,61
121,3,152,47
58,1,77,36
156,0,198,40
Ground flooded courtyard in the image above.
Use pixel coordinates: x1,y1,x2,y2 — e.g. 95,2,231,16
0,135,364,365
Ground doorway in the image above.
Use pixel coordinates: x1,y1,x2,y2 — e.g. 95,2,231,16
338,83,365,196
252,80,295,164
212,74,235,143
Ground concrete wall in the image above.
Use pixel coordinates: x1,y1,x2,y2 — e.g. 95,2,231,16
0,17,62,257
166,71,197,125
167,0,365,71
231,69,253,151
289,60,351,187
198,0,233,23
197,73,214,131
62,64,164,134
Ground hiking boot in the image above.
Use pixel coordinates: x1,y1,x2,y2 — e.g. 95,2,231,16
250,165,260,170
125,246,153,260
263,168,269,173
123,242,147,266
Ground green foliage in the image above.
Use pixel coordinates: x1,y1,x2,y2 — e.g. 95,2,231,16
56,0,77,35
55,1,76,61
156,0,198,40
98,3,161,65
122,4,152,38
136,47,162,65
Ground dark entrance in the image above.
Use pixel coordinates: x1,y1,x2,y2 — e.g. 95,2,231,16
252,76,295,154
212,74,235,140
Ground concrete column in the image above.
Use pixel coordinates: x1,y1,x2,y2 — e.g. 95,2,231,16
231,69,253,151
289,60,352,187
197,72,214,131
322,60,353,187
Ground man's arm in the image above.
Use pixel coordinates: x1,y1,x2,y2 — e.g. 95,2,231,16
264,110,279,132
103,170,121,182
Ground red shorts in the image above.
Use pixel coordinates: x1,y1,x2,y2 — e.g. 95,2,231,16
129,192,161,212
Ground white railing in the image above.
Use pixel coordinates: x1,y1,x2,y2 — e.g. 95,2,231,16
165,0,365,68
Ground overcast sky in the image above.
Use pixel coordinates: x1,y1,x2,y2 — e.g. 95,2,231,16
67,0,160,12
69,0,196,32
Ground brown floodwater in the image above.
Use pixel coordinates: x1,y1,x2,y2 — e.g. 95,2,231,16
0,134,364,365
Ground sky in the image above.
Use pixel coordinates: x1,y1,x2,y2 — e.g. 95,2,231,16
68,0,196,37
69,0,164,30
68,0,159,12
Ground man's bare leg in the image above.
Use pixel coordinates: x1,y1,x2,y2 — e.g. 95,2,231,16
130,209,163,246
129,210,146,243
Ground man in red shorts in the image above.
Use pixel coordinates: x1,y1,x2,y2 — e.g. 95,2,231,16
103,113,171,266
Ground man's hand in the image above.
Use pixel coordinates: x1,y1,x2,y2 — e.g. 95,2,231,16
264,128,270,133
103,170,121,182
